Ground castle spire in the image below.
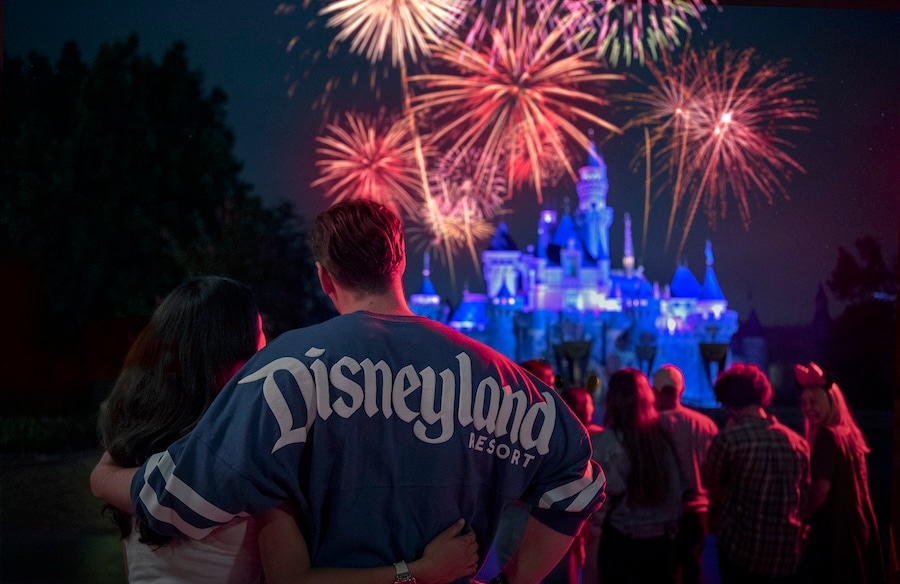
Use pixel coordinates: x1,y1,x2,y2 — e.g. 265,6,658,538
408,249,441,320
577,131,612,272
588,128,603,168
623,212,635,277
417,250,436,295
700,241,725,301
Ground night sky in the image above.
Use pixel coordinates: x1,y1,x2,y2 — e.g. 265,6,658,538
6,1,899,326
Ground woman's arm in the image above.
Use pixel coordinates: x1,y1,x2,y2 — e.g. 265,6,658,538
803,478,832,519
803,429,836,519
257,506,478,584
90,451,137,512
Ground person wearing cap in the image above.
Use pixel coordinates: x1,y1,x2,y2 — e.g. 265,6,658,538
652,365,719,584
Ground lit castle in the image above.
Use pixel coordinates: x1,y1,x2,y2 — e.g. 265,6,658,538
410,143,738,407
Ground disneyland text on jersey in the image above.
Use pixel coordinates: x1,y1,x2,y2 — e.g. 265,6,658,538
239,348,557,468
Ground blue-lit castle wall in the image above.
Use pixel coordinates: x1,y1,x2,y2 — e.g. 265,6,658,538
410,147,738,407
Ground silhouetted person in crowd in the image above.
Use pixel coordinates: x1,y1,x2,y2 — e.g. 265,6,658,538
585,373,604,427
561,386,603,584
794,362,886,584
652,365,718,584
703,364,809,584
592,368,684,584
92,199,605,584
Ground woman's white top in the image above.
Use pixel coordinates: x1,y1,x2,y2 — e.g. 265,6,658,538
124,515,262,584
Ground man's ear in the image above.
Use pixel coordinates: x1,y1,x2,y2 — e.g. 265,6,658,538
316,261,335,296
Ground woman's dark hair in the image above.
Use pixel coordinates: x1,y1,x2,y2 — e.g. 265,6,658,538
99,276,260,544
604,368,676,507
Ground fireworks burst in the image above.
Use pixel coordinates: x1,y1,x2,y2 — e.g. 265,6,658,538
574,0,718,67
319,0,471,66
505,131,573,190
311,111,426,215
409,148,508,268
628,46,817,256
432,147,509,207
461,0,576,47
412,184,500,268
277,2,404,116
409,9,623,203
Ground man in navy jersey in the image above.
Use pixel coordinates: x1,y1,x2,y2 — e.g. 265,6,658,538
93,199,605,584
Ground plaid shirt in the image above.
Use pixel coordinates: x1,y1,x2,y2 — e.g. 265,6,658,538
702,414,810,578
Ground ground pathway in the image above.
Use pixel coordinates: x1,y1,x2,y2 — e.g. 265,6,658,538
1,448,125,583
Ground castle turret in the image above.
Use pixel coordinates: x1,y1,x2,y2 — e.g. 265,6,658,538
409,250,443,321
537,208,557,259
735,307,767,369
486,280,520,359
698,240,728,319
482,222,521,299
576,135,613,284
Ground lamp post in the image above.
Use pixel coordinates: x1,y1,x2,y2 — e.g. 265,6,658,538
552,340,593,388
699,342,729,388
635,331,658,377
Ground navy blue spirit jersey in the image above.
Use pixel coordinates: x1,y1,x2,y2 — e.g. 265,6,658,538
132,311,605,573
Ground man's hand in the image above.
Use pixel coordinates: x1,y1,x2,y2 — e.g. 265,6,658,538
90,451,138,512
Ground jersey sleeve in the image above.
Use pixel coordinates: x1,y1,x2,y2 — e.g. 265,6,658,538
522,392,607,536
130,358,310,539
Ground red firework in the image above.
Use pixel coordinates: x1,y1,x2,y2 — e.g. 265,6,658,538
409,8,622,203
311,111,426,215
629,46,817,256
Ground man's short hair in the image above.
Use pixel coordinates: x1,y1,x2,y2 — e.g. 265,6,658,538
311,199,406,294
714,363,773,409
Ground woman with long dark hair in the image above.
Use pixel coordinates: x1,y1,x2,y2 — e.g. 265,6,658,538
98,276,477,584
591,368,683,584
100,275,267,581
794,362,885,584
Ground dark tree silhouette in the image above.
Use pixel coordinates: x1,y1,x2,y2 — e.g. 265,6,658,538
827,236,897,304
821,236,897,408
1,37,328,405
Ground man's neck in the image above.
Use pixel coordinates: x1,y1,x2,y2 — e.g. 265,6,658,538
337,285,414,317
657,399,678,411
727,405,766,423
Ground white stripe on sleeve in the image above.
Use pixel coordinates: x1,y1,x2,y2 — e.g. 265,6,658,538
565,465,605,512
139,451,248,540
538,464,601,512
